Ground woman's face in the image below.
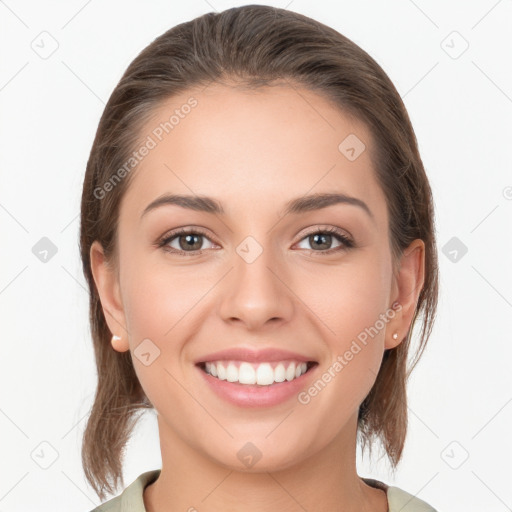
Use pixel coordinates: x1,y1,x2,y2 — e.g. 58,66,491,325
92,82,423,472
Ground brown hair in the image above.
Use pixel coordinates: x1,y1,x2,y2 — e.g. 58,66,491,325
80,4,439,500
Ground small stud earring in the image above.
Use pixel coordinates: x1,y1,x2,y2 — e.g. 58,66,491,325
111,334,123,349
110,334,129,353
392,332,398,340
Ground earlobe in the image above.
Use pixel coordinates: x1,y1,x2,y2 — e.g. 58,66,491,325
89,240,130,352
385,239,425,350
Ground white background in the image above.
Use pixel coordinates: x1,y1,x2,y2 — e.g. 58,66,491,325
1,1,511,510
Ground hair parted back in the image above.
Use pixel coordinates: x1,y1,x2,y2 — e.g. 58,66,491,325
80,4,438,500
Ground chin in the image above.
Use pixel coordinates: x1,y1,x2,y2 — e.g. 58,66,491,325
204,438,315,474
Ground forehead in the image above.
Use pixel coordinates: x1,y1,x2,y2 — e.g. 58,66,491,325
120,82,388,225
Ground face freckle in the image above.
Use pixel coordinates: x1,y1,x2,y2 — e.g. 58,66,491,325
110,81,399,474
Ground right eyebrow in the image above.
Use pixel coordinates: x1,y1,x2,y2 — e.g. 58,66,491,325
141,194,224,219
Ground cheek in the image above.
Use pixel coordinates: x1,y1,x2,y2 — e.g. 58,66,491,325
119,254,209,404
295,252,391,394
295,251,392,340
120,245,212,340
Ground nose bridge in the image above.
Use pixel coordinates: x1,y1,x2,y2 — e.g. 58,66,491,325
218,234,293,329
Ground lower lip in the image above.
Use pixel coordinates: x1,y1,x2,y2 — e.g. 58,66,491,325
196,364,318,408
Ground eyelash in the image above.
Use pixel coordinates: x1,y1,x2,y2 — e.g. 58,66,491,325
157,226,355,257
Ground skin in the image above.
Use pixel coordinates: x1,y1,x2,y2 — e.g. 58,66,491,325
91,81,425,512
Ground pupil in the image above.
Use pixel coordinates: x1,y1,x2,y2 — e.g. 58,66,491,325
181,234,201,250
312,233,330,249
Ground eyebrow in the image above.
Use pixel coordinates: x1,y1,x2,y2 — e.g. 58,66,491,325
141,192,374,221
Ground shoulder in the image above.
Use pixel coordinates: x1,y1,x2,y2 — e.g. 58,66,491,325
87,469,161,512
362,478,438,512
386,485,438,512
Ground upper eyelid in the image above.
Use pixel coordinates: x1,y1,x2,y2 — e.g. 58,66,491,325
295,225,352,241
160,226,217,244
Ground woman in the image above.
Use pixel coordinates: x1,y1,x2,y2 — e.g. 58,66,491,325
81,5,439,511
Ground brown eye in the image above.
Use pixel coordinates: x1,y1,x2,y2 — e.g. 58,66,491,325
177,233,204,251
295,227,354,254
308,233,334,250
159,228,216,255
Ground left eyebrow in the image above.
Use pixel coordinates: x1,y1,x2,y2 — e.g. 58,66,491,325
282,192,374,222
140,192,374,222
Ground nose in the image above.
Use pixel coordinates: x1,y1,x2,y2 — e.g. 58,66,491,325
218,241,294,331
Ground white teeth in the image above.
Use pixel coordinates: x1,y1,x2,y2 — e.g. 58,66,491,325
217,362,227,380
203,360,309,385
239,362,256,384
256,363,274,385
226,363,238,382
274,363,286,383
295,364,302,378
285,363,295,381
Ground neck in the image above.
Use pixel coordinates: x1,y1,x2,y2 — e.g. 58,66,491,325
143,411,387,512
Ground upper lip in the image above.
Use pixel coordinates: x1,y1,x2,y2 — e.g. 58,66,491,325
195,347,317,364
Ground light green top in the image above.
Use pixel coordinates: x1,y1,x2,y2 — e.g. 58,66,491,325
89,469,438,512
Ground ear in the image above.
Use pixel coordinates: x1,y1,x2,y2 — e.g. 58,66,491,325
386,238,425,350
89,240,130,352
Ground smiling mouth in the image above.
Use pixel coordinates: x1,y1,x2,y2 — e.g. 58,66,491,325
197,360,318,386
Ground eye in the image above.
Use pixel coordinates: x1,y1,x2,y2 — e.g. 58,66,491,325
295,227,354,255
158,227,217,255
157,226,354,257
